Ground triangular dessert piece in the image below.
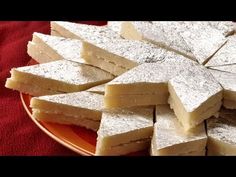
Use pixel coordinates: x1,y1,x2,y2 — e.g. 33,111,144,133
81,38,185,76
168,64,223,131
151,105,207,156
51,21,186,76
5,60,114,96
104,56,196,108
30,91,103,131
207,109,236,155
28,32,84,64
121,21,227,64
95,107,153,155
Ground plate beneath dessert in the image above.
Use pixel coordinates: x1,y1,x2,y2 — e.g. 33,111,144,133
19,59,148,156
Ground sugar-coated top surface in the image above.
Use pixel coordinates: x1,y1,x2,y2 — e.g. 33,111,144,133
131,21,226,64
209,65,236,74
98,108,153,137
107,55,196,85
178,22,226,64
206,35,236,67
209,69,236,93
169,64,223,112
52,21,122,42
153,105,206,150
15,60,114,85
107,21,123,34
207,115,236,145
35,91,104,111
34,32,84,63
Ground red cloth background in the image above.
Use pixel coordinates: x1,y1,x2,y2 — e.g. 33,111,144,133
0,21,106,155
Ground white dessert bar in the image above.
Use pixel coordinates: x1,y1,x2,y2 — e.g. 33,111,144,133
104,56,197,108
82,38,187,76
151,105,207,156
5,60,114,96
30,91,104,131
168,64,223,131
95,108,153,155
207,111,236,155
51,21,189,76
28,32,85,64
121,21,227,64
27,42,55,63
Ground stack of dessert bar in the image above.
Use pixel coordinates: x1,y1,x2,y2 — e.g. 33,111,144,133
5,21,236,156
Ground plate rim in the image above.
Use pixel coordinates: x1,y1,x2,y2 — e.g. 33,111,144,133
20,92,93,156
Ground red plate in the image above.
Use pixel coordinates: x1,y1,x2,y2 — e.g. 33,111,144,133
20,59,148,156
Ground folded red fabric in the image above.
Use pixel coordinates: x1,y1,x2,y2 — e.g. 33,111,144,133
0,21,106,155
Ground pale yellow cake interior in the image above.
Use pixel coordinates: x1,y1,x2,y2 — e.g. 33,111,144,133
11,69,108,94
31,33,63,61
104,83,168,108
81,42,136,76
33,110,100,131
30,97,102,121
207,137,236,156
96,138,150,156
51,21,80,39
5,78,61,96
151,139,206,156
151,105,207,156
27,42,57,63
120,22,143,40
95,108,153,156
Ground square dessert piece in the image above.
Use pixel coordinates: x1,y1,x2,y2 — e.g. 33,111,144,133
121,21,227,64
168,64,223,131
151,105,207,156
205,35,236,67
95,108,153,155
30,91,103,131
207,109,236,155
209,69,236,109
5,60,114,96
104,56,196,108
28,32,84,64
